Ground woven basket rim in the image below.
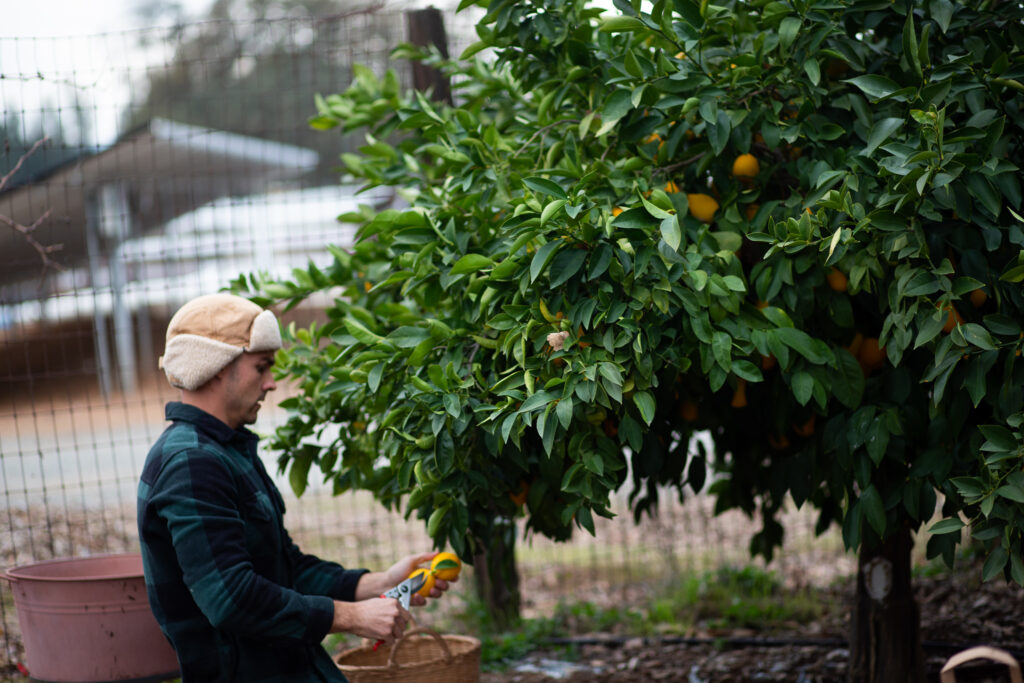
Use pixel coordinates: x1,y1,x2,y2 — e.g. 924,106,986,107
336,631,481,672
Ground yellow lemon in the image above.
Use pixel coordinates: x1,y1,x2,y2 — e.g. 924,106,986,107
430,552,462,581
408,567,435,597
687,193,719,223
731,153,760,179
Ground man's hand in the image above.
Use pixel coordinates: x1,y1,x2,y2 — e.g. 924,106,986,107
353,552,458,604
330,598,411,644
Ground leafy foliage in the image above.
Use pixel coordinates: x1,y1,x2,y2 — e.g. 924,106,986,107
237,0,1024,580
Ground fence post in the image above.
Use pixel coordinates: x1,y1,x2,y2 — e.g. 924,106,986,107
405,7,452,105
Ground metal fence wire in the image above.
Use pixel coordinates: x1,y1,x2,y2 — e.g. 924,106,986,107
0,5,851,676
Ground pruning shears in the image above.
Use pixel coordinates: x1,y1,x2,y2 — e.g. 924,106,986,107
372,572,427,650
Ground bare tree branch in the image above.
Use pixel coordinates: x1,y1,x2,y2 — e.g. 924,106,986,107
0,210,63,273
0,136,64,273
0,137,48,193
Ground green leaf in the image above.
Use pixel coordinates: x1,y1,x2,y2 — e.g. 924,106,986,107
530,240,562,283
519,390,558,413
791,371,814,405
845,75,903,101
996,485,1024,504
779,17,801,51
548,249,587,288
983,547,1009,581
660,216,682,251
443,393,461,418
344,318,384,345
523,176,567,200
491,372,525,396
979,425,1019,452
556,396,574,429
540,199,567,226
929,0,954,33
863,118,903,156
960,323,998,350
601,89,634,124
903,11,923,80
588,244,613,280
387,326,431,348
803,58,820,86
832,350,865,409
928,518,965,534
613,207,659,229
289,452,313,498
633,391,656,425
860,485,886,537
598,15,647,32
773,327,832,365
672,0,703,28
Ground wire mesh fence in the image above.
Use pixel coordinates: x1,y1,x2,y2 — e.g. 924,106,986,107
0,3,854,677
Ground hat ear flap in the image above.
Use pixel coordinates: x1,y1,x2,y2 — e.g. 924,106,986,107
247,310,282,352
161,335,244,390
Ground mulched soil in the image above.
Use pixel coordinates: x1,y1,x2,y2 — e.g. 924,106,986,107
480,569,1024,683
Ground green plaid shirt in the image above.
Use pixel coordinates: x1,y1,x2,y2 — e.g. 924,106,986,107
138,402,367,682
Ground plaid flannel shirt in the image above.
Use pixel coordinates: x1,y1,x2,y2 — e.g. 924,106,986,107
138,402,367,682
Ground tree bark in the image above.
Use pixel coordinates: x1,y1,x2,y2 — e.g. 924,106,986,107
849,524,925,683
471,519,521,630
405,8,452,105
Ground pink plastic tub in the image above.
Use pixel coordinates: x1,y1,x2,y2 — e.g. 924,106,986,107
2,553,179,683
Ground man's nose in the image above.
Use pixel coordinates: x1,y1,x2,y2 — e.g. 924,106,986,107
263,375,277,391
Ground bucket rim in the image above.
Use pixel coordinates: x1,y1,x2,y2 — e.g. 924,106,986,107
3,553,144,583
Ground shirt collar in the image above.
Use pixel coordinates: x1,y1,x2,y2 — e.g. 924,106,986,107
165,401,258,448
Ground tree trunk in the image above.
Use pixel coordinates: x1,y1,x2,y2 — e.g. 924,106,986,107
849,524,925,683
471,519,521,630
405,8,452,105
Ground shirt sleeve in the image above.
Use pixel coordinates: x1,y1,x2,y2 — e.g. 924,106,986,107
284,529,369,601
151,447,336,644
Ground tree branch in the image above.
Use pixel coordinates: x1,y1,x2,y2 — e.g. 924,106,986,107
0,136,64,273
0,137,48,193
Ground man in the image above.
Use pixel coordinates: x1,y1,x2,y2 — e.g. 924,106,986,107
138,293,450,682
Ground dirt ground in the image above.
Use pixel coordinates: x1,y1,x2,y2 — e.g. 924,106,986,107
477,570,1024,683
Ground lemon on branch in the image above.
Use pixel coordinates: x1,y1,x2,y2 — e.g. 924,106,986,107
430,552,462,581
687,193,719,223
731,153,760,179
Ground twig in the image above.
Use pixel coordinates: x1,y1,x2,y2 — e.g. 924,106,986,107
658,152,707,176
0,137,48,192
515,118,581,157
0,137,64,273
0,210,63,272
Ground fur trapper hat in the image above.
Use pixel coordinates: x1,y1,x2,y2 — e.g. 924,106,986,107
159,293,282,390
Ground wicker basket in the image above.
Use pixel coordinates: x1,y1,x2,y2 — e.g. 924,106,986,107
335,626,481,683
940,646,1022,683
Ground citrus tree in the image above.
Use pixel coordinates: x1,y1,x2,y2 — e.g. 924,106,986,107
237,0,1024,679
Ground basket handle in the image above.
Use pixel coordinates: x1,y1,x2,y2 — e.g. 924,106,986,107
940,646,1023,683
387,626,453,668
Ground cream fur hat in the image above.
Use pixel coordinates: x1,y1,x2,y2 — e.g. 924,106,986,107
159,293,282,390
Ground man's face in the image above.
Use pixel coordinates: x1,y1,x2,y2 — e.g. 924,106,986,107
220,351,277,429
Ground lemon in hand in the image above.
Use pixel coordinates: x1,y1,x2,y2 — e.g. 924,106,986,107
407,567,435,597
430,552,462,581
